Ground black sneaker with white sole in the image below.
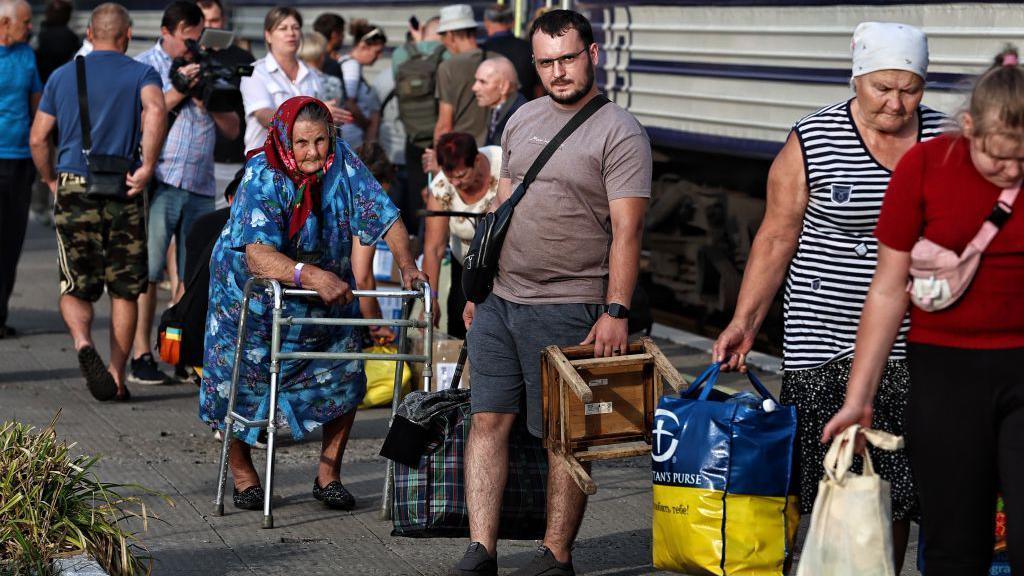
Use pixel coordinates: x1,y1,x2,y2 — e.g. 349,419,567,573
449,542,497,576
509,545,575,576
128,353,170,385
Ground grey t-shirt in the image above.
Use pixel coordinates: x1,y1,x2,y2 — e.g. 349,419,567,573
493,95,652,305
436,48,489,146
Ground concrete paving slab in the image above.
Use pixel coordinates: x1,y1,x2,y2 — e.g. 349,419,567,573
1,222,919,575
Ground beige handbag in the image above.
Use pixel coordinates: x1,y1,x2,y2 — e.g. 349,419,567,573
796,424,904,576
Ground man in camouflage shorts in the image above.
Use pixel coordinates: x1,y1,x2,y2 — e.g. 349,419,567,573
29,3,165,401
53,175,147,301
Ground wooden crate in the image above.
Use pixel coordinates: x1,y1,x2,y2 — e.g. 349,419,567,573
541,337,686,494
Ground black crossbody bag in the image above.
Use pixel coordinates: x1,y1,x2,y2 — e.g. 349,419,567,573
462,95,610,303
76,56,134,197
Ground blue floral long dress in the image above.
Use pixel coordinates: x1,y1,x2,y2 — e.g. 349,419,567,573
199,140,399,445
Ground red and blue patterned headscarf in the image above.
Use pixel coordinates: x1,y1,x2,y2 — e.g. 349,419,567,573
252,96,336,240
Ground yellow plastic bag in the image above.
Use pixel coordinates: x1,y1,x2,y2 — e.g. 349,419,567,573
360,345,411,409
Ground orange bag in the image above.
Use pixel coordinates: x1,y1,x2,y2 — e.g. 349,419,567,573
158,325,182,366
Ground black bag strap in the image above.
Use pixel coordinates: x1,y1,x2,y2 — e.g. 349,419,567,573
451,343,468,389
75,56,92,155
380,88,397,115
513,94,610,206
405,41,421,60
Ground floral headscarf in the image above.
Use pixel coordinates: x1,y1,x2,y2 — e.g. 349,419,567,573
251,96,337,240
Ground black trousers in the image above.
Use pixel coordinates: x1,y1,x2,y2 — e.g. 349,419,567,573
0,158,36,326
446,258,467,339
403,140,428,237
907,343,1024,576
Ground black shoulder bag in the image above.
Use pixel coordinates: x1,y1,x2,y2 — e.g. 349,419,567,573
76,56,134,197
461,94,610,303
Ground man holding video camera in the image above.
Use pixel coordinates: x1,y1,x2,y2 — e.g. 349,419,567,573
195,0,254,211
132,0,240,386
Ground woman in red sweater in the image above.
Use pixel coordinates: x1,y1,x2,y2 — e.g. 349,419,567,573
823,48,1024,575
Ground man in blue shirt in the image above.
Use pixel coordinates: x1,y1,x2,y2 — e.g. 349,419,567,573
0,0,41,339
30,2,166,401
131,0,240,386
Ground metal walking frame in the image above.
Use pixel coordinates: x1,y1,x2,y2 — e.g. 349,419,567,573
212,277,433,529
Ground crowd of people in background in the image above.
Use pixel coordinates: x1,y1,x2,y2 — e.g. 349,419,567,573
0,0,543,378
1,1,1022,575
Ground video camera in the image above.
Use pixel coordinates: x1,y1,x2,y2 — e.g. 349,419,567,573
170,29,253,113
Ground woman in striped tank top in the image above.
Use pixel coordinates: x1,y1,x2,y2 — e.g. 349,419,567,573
712,22,949,568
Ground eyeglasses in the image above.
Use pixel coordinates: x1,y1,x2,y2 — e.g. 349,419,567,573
532,47,588,70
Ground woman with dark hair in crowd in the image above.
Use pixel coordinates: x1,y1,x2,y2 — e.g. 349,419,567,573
199,96,425,511
240,6,351,154
339,19,387,148
421,132,500,338
824,47,1024,576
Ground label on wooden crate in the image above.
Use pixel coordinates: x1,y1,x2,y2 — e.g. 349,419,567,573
588,378,609,387
435,362,458,391
584,401,613,416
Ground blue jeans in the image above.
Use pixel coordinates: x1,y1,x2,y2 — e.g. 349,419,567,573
147,181,215,282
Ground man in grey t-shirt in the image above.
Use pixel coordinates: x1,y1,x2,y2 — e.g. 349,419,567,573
450,10,651,576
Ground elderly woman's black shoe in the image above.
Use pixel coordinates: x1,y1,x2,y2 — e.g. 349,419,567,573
313,478,355,510
233,486,264,510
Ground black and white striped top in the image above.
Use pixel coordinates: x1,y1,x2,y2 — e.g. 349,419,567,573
784,100,949,371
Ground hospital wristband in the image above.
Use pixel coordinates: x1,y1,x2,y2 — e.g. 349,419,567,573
293,263,304,288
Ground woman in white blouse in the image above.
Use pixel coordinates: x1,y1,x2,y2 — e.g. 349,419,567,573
240,7,350,153
421,132,501,338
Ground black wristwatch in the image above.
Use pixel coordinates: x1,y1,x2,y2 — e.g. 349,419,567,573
606,303,630,319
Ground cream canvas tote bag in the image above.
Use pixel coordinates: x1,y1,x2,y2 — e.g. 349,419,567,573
796,424,904,576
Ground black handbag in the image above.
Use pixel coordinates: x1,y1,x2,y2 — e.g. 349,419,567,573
461,95,610,304
76,56,133,197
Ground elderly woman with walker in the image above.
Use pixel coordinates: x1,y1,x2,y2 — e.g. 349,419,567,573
199,96,426,515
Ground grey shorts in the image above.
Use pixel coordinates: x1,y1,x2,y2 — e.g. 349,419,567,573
468,294,602,437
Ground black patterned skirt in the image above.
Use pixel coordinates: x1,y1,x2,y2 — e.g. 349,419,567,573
780,356,919,521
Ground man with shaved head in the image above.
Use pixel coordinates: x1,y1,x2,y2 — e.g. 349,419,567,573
30,2,167,401
0,0,42,339
473,55,526,146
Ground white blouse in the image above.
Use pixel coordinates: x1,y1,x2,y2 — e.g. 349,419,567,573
240,52,322,153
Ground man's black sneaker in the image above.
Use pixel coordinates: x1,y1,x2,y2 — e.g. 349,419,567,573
173,363,196,385
509,545,575,576
448,542,497,576
78,346,116,401
128,353,170,385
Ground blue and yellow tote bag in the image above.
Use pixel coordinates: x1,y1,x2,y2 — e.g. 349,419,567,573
652,363,799,575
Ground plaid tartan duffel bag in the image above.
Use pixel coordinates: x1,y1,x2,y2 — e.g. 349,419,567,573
389,389,547,539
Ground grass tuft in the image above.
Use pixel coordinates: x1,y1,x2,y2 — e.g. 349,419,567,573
0,412,172,576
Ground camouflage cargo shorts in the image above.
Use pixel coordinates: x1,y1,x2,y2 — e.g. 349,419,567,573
54,174,147,302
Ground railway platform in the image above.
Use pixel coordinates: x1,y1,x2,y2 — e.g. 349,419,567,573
1,220,921,575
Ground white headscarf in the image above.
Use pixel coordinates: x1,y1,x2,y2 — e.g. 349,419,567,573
851,22,929,80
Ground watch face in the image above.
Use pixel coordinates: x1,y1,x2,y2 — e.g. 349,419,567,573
608,303,629,319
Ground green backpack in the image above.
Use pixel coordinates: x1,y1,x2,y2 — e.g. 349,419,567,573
396,42,446,148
